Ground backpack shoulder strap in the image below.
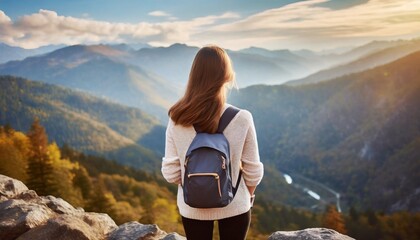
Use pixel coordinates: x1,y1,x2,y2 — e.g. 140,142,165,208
217,106,240,133
193,106,240,133
219,105,242,196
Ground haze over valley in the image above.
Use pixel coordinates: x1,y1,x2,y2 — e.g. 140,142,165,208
1,38,419,215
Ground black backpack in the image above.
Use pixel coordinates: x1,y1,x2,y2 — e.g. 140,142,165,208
183,106,242,208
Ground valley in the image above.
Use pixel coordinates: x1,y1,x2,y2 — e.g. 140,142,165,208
1,38,419,216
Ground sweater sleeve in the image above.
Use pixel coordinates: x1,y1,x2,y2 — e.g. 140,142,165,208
161,119,182,185
241,111,264,187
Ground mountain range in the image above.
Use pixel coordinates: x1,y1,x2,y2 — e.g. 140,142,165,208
0,43,64,64
0,45,180,122
1,38,419,212
0,75,163,171
230,50,420,212
287,39,420,86
1,38,419,122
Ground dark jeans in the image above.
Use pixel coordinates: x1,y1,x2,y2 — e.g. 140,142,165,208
181,210,251,240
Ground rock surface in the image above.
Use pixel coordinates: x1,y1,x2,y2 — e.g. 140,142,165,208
268,228,355,240
107,221,169,240
0,174,181,240
0,198,55,239
17,214,118,240
1,174,355,240
0,175,28,198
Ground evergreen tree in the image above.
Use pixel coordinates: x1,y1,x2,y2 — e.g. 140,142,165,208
86,178,117,216
73,166,93,200
47,142,84,206
322,205,347,234
26,118,57,196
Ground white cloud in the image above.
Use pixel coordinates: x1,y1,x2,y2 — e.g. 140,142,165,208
0,10,11,24
148,10,179,21
1,1,419,50
148,11,171,17
0,9,239,48
192,0,420,50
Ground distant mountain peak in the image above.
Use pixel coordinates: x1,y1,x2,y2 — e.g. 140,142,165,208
241,46,268,51
47,44,127,58
238,46,302,62
169,43,189,48
242,46,294,53
85,45,128,57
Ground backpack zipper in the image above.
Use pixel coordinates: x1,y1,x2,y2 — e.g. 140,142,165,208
186,156,226,170
187,173,222,198
220,155,226,169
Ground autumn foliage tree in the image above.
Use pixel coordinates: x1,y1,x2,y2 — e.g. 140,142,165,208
26,118,58,196
322,204,347,234
0,126,30,181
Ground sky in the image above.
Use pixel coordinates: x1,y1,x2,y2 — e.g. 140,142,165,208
1,0,420,51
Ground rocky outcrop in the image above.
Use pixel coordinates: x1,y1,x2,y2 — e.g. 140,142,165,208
268,228,354,240
107,221,167,240
1,174,354,240
0,175,184,240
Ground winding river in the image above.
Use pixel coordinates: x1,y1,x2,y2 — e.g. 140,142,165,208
282,171,342,212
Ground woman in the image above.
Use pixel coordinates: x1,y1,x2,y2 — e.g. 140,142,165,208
161,45,264,240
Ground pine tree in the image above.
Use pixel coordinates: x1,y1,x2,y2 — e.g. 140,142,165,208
322,204,347,234
86,181,117,217
73,166,93,199
26,118,57,196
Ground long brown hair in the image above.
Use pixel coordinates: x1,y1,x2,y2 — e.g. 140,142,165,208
168,45,235,133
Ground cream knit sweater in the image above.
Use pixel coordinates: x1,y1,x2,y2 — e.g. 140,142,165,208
161,104,264,220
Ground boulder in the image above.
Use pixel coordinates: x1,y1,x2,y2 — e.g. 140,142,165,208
162,232,187,240
18,190,38,201
0,199,55,240
40,195,80,215
107,221,167,240
17,213,117,240
0,175,28,199
268,228,355,240
0,174,117,240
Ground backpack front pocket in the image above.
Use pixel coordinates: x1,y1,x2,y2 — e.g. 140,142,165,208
187,173,222,198
184,172,225,208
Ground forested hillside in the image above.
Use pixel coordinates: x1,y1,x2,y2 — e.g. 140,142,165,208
1,39,419,240
0,122,181,232
230,50,420,212
1,47,419,213
0,76,163,171
0,45,180,121
2,123,418,240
